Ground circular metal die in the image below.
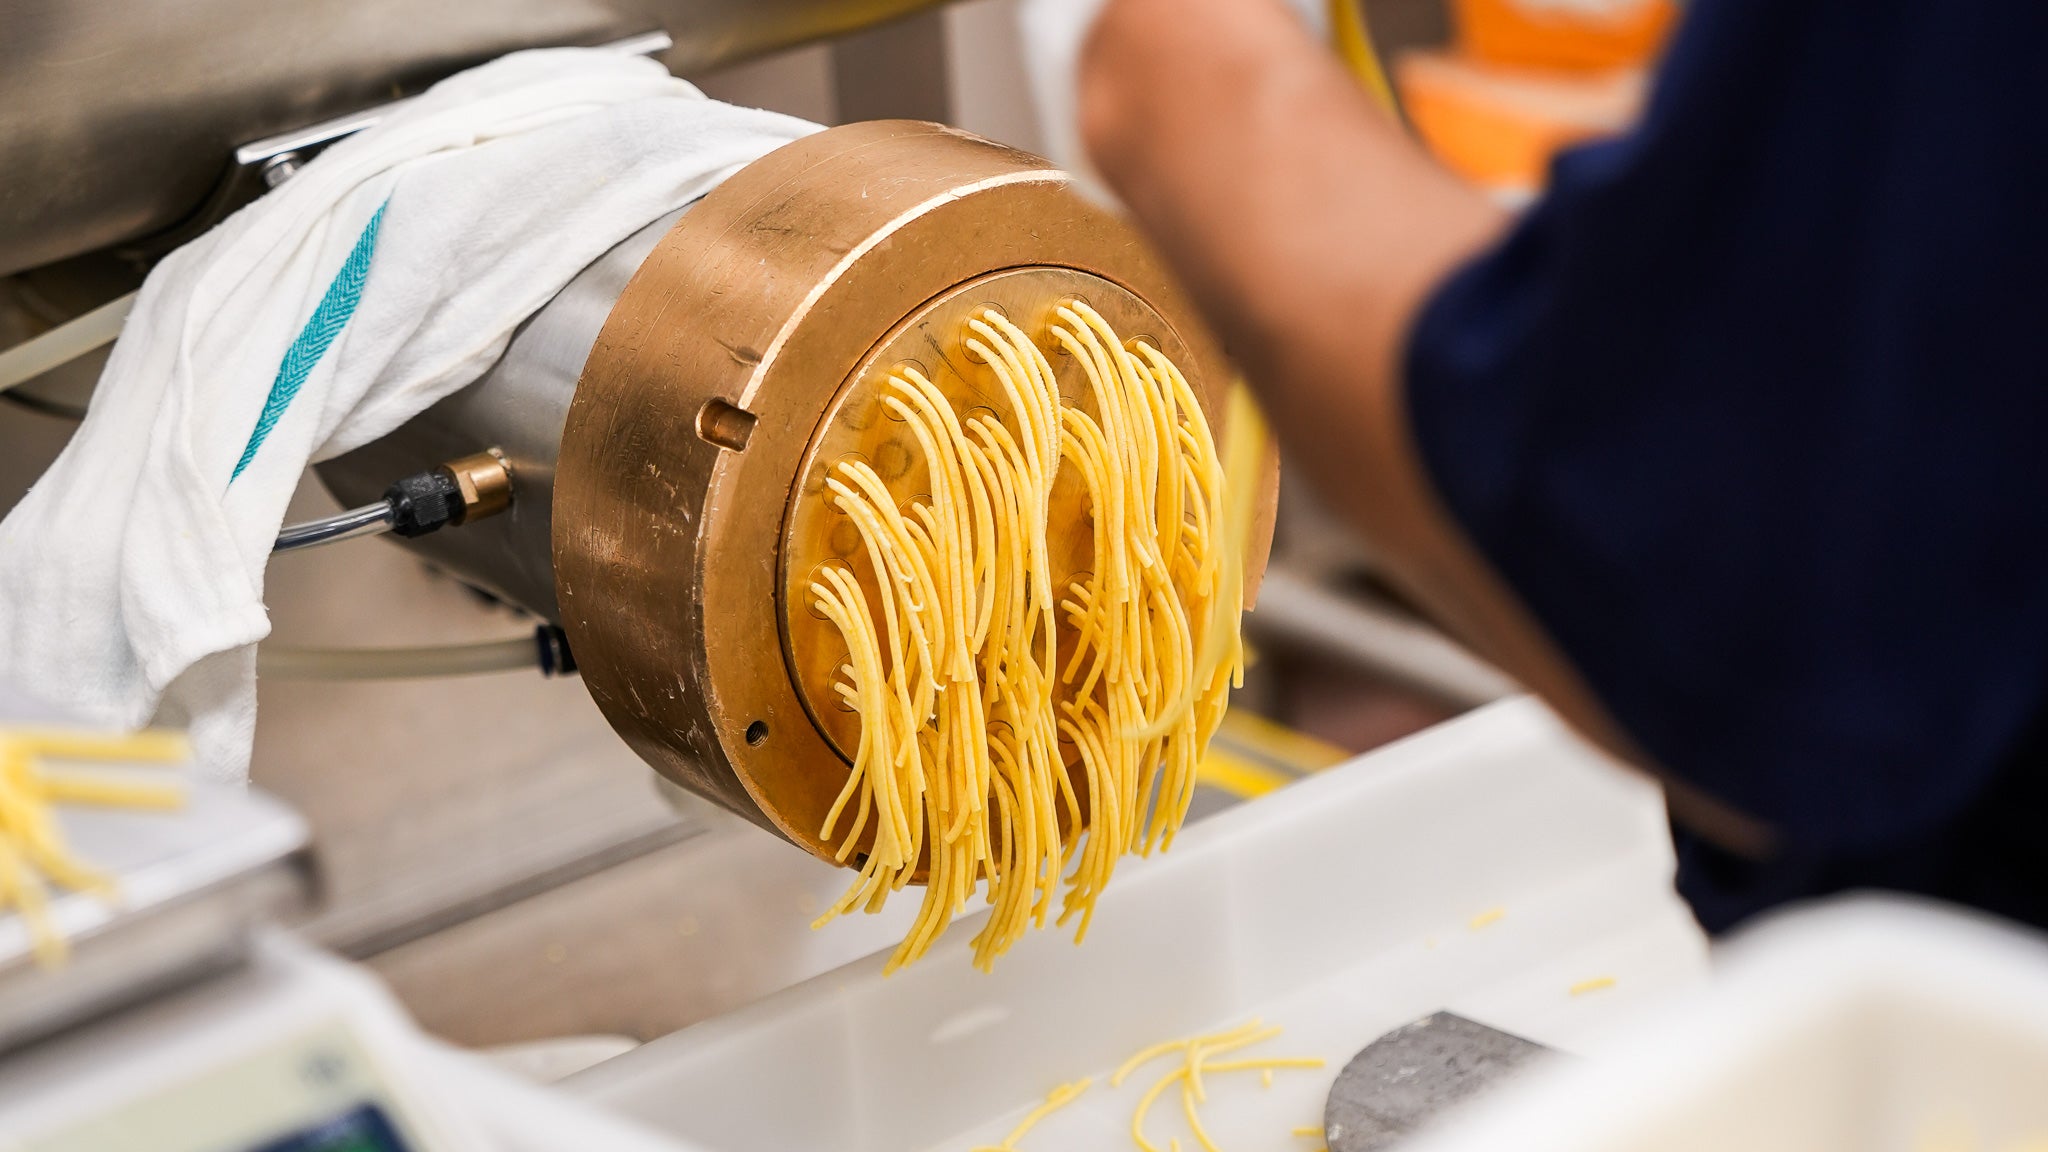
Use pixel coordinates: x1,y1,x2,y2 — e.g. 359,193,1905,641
780,267,1217,765
549,121,1275,863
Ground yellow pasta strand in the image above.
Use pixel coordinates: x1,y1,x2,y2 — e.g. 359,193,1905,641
1117,1019,1326,1152
973,1077,1094,1152
37,776,185,810
0,727,189,966
1468,906,1507,930
1114,1018,1267,1087
812,303,1246,973
1133,1065,1191,1152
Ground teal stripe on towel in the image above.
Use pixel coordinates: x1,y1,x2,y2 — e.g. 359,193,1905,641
231,202,387,482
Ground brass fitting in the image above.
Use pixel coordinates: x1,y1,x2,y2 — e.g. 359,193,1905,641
442,449,512,524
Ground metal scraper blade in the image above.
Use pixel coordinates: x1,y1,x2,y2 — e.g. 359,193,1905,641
1320,1011,1557,1152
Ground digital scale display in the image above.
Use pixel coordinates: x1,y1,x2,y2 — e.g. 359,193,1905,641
247,1103,415,1152
21,1019,437,1152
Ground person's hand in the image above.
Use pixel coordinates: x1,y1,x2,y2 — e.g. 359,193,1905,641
1016,0,1324,203
1077,0,1320,189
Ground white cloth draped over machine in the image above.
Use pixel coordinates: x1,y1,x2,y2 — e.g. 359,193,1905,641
0,49,818,781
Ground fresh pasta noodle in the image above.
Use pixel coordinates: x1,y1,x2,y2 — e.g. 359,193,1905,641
973,1077,1094,1152
809,301,1248,973
1467,905,1507,930
0,727,188,966
957,1019,1320,1152
1114,1019,1326,1152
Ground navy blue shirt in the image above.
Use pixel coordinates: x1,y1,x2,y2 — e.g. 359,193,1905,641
1404,0,2048,930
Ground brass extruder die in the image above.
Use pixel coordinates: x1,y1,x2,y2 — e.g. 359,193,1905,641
329,121,1278,869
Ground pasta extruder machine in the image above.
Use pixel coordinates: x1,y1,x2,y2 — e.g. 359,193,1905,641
1,0,1280,869
314,117,1280,865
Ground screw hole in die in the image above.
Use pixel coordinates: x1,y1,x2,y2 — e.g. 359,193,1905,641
696,398,756,451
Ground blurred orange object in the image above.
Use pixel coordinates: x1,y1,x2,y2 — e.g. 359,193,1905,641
1451,0,1678,72
1396,50,1646,193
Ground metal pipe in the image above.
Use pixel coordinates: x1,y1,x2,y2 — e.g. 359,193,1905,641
258,637,539,680
1246,567,1521,711
0,295,134,395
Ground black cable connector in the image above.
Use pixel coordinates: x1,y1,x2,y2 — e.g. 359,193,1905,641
535,624,577,677
384,467,466,538
275,450,510,553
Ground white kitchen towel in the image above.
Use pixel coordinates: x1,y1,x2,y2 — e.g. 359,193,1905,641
0,48,819,782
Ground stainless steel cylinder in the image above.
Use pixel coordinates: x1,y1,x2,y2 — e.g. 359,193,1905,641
316,206,686,618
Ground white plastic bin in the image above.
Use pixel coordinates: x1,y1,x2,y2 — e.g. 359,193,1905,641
1402,897,2048,1152
571,698,1710,1152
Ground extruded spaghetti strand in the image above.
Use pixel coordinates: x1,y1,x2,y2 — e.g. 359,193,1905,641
809,303,1244,972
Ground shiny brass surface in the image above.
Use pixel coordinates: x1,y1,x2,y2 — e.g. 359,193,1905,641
445,450,514,523
555,120,1277,861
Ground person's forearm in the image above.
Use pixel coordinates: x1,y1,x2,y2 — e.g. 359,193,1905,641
1079,0,1531,654
1077,0,1523,634
1076,0,1773,854
1078,0,1505,550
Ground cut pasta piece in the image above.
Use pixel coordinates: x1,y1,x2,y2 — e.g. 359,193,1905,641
1118,1019,1325,1152
973,1077,1093,1152
0,727,189,966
